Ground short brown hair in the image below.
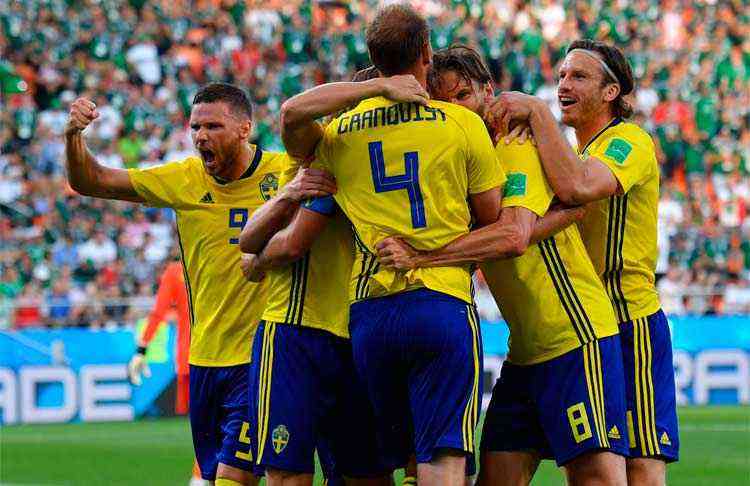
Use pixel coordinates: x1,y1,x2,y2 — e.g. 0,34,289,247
193,82,253,120
428,45,492,95
351,66,380,83
366,4,430,76
567,39,634,119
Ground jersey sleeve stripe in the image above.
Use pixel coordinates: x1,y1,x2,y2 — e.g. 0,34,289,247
614,196,631,321
283,254,310,326
362,261,380,300
548,237,598,341
538,240,587,344
175,219,195,329
284,261,301,324
604,196,620,320
353,228,379,301
295,254,310,326
605,195,632,323
538,238,596,343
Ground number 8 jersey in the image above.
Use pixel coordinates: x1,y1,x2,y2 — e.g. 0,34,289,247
128,147,286,366
315,97,505,304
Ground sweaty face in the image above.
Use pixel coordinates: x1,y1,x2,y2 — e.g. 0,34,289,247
432,70,489,119
557,51,614,127
189,102,250,179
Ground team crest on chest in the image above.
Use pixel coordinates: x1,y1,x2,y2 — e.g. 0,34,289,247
259,173,279,201
272,424,289,454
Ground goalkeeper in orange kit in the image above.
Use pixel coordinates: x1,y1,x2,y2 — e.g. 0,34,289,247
128,257,203,484
128,258,191,413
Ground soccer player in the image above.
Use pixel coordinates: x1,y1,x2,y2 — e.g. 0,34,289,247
235,74,427,486
128,257,190,411
64,82,334,486
492,40,679,486
276,5,509,484
378,46,630,486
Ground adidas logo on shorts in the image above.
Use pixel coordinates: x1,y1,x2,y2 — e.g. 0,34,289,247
660,431,671,446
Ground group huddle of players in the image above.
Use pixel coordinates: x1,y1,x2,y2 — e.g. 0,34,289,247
63,4,679,486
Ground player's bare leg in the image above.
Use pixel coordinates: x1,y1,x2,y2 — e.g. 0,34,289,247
476,451,541,486
215,462,257,486
417,450,465,486
626,458,665,486
264,469,313,486
563,451,627,486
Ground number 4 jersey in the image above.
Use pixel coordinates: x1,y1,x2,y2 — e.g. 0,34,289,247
128,147,286,366
314,97,505,304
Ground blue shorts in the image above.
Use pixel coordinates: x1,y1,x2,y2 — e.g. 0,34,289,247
349,288,482,470
481,335,629,466
619,309,679,462
189,363,260,480
250,321,388,477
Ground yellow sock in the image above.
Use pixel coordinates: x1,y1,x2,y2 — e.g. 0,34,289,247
215,479,244,486
403,476,417,486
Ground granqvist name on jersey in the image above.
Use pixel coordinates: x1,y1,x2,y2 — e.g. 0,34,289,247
337,102,447,135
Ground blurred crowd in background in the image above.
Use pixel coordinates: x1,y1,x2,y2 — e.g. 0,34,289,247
1,0,749,328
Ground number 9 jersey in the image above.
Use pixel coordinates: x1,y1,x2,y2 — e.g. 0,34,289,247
314,97,505,305
128,147,286,366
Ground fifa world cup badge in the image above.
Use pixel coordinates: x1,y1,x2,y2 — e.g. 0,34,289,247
272,424,290,454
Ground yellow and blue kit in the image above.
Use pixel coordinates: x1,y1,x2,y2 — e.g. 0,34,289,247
128,146,284,479
315,97,503,467
578,119,678,461
250,163,387,477
479,141,628,465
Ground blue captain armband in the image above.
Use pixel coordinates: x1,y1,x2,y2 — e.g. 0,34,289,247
302,195,336,216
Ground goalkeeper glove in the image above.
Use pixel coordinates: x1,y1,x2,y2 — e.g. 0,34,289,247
127,346,151,386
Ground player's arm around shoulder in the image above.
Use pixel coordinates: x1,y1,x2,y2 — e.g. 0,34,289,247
462,108,506,227
64,97,144,203
494,92,620,206
239,165,336,255
280,75,430,160
375,204,535,271
495,140,585,243
246,200,334,282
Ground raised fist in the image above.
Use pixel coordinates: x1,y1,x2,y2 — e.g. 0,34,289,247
65,97,99,136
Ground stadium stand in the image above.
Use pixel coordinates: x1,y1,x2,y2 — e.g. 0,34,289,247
0,0,748,328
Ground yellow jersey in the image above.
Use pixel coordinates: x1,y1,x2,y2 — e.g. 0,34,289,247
577,120,661,323
481,141,618,365
315,97,504,304
128,147,285,366
261,162,354,338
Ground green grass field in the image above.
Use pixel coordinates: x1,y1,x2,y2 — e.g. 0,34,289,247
1,406,748,485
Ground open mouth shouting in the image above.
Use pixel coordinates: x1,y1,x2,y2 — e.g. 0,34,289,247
199,148,217,169
559,95,577,109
